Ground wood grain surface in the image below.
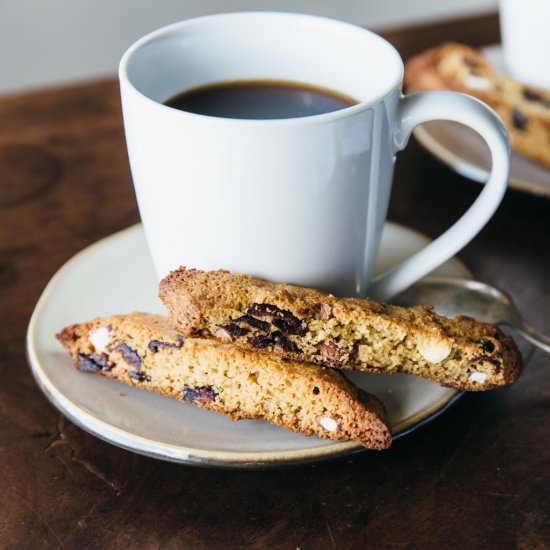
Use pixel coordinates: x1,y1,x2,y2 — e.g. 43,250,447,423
1,13,548,550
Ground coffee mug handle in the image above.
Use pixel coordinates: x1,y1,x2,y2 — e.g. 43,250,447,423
369,90,510,301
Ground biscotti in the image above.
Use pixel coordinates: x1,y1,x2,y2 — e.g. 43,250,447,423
159,268,521,391
404,42,550,167
57,312,392,449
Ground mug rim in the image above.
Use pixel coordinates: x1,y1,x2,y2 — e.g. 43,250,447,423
119,11,404,127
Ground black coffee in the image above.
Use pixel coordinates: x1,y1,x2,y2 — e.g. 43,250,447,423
164,80,358,119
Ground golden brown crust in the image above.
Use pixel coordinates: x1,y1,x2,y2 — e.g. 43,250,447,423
56,312,392,450
159,268,521,391
404,42,550,168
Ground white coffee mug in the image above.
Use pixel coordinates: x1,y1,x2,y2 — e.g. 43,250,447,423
119,12,510,301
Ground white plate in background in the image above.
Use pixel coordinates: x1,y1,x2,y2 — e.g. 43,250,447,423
413,44,550,197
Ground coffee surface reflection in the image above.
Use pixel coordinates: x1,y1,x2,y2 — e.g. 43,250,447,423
164,80,358,120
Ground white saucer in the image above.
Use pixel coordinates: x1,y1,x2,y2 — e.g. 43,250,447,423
413,44,550,197
27,223,469,468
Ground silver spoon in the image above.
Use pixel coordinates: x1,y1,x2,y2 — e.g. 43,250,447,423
394,275,550,353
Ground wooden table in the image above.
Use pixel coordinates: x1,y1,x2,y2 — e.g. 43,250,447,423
1,13,548,549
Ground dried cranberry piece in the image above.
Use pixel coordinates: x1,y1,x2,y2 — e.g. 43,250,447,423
92,353,111,369
283,320,307,336
271,331,299,353
77,352,112,372
250,335,273,349
272,318,297,334
129,371,152,383
479,338,496,354
182,385,217,404
114,343,142,370
232,315,270,332
511,108,527,130
148,338,182,353
221,324,250,338
246,303,307,335
522,88,550,107
77,354,97,372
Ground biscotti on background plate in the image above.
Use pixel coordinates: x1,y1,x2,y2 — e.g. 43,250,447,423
57,312,392,450
404,42,550,167
160,268,521,392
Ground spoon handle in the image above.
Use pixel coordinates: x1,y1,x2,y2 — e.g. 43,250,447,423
516,317,550,354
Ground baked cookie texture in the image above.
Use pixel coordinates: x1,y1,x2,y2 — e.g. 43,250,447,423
57,312,392,450
404,42,550,167
160,268,521,391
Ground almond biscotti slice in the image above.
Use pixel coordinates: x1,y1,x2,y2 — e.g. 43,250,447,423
159,268,521,391
404,42,550,167
57,312,391,450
